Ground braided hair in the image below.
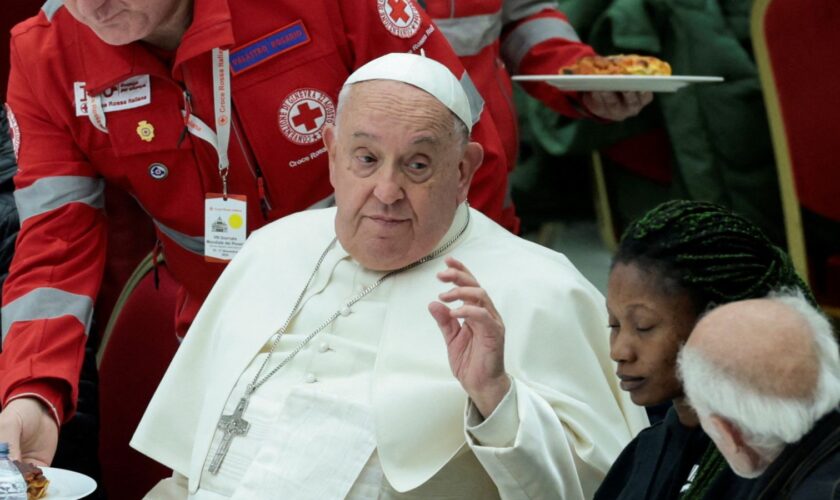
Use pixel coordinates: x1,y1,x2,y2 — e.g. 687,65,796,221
614,200,815,499
614,199,815,311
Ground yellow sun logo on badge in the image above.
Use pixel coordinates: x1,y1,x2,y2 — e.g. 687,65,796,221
228,213,244,230
136,120,155,142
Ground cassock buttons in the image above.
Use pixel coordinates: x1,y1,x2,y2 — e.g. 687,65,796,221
304,373,318,384
318,342,330,353
340,304,352,317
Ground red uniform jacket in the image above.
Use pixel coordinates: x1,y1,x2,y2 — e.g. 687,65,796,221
424,0,596,170
0,0,511,423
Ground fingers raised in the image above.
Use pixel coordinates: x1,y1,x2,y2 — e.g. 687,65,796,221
428,302,458,338
447,304,501,329
437,257,480,288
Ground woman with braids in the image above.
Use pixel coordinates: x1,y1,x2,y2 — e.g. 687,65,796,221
594,199,815,500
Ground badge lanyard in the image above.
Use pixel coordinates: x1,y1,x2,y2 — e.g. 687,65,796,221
183,48,233,198
179,48,247,262
85,93,108,133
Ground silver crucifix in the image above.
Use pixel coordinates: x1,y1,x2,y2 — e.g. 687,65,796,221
208,395,251,474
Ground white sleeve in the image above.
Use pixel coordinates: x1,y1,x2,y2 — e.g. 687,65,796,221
465,377,587,500
456,245,649,500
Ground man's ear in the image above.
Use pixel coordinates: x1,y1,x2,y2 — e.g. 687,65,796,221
708,414,770,478
710,415,748,451
709,415,757,463
456,142,483,204
323,123,337,188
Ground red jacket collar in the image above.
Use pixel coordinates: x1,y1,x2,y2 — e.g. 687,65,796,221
73,0,235,94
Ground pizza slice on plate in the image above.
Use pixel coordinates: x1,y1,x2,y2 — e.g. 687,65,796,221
560,55,672,76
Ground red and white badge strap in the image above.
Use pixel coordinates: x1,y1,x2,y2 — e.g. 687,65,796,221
85,93,108,133
182,47,233,198
181,49,247,262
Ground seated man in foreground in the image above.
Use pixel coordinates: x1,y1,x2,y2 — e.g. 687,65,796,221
132,52,648,499
679,292,840,499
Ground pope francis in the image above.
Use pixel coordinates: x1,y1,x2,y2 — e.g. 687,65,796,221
131,53,648,499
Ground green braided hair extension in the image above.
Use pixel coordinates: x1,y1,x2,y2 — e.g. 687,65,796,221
679,443,728,500
614,199,816,310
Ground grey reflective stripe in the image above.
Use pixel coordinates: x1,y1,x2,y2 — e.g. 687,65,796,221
459,72,484,127
307,194,335,210
502,0,558,23
41,0,63,21
154,220,205,255
15,176,105,224
2,288,93,343
435,13,502,57
501,18,581,72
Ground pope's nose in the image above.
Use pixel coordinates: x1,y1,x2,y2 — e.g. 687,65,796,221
372,170,405,206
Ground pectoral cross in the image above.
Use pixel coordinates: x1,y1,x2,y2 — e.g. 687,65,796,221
208,396,251,475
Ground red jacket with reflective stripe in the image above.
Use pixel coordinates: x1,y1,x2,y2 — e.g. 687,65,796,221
0,0,511,422
425,0,596,170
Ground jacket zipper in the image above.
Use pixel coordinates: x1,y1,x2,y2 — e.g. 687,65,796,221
231,104,273,219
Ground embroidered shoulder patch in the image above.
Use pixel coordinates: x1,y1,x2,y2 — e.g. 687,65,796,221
230,21,311,76
5,104,20,161
378,0,421,39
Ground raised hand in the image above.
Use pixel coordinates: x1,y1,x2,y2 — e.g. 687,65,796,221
428,257,510,418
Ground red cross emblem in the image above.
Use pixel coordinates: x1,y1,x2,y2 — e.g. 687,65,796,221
378,0,420,38
387,0,410,24
278,89,336,146
291,102,324,132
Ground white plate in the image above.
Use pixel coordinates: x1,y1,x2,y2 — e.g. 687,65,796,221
511,75,724,92
41,467,97,500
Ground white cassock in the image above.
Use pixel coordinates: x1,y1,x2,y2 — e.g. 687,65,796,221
131,204,648,499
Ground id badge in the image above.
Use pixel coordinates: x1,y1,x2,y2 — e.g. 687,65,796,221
205,194,247,262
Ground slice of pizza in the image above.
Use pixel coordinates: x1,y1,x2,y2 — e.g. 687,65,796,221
560,55,672,76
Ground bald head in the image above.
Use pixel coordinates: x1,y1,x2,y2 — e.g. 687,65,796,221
679,291,840,477
688,298,820,400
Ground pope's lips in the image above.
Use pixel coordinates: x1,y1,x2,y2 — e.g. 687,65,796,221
364,215,409,226
617,374,646,391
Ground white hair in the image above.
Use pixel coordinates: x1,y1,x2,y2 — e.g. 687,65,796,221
335,83,353,130
678,289,840,456
334,82,470,146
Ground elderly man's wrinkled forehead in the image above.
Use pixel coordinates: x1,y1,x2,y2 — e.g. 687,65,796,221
336,80,469,145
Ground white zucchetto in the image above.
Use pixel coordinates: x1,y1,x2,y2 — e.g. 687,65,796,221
343,52,473,132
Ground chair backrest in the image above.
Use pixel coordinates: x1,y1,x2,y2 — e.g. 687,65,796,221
97,252,180,499
752,0,840,277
